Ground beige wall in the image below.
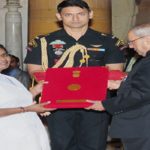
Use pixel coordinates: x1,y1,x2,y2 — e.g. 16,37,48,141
112,0,138,41
111,0,150,41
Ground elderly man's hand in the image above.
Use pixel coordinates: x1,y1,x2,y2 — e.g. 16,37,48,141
108,80,122,90
85,100,105,111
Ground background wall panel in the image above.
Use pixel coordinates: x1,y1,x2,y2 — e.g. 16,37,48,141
136,0,150,25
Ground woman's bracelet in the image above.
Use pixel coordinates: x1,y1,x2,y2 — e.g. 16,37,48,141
19,107,26,113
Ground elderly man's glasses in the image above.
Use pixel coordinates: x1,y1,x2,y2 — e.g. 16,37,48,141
120,36,146,50
127,36,146,45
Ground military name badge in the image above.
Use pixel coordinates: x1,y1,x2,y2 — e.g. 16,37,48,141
49,40,66,56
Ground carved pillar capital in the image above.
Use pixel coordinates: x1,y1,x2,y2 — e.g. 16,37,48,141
6,0,20,5
5,0,22,10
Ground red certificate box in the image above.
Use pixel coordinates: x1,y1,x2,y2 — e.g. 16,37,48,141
108,70,127,80
40,67,109,108
33,71,46,82
33,70,127,82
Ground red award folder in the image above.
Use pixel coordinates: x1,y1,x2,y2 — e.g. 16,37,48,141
33,70,127,82
108,70,127,80
33,71,46,82
40,67,109,108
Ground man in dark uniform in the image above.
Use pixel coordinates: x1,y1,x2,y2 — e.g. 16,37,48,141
86,23,150,150
24,0,125,150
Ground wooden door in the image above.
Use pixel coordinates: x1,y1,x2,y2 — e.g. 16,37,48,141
29,0,111,40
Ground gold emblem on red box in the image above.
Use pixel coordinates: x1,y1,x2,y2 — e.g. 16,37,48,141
72,70,80,78
68,84,81,91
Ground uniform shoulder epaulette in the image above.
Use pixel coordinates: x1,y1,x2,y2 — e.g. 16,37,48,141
28,38,38,48
107,34,117,39
111,34,116,39
36,33,50,39
111,34,125,47
101,33,125,47
100,33,114,39
112,34,125,47
28,33,50,48
115,39,125,47
101,33,108,36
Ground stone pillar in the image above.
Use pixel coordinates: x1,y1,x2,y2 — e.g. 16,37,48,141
5,0,23,67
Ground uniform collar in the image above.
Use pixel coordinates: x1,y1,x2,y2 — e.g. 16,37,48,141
62,28,90,38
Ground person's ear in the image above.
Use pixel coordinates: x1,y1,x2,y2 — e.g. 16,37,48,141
89,10,93,19
145,36,150,46
56,13,62,21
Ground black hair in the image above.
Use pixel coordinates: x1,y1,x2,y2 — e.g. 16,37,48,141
9,54,20,63
57,0,91,13
0,44,7,52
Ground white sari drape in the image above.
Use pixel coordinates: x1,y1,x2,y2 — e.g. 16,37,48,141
0,74,50,150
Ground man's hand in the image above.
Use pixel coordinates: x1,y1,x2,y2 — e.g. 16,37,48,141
85,100,105,111
107,80,122,90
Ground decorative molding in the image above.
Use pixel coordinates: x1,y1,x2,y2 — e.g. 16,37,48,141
0,0,6,8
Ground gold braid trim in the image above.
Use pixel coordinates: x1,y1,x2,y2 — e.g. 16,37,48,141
40,40,89,69
40,38,89,69
40,37,48,71
53,44,89,68
32,43,89,88
80,47,89,67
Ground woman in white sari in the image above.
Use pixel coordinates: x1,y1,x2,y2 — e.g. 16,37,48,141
0,45,51,150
